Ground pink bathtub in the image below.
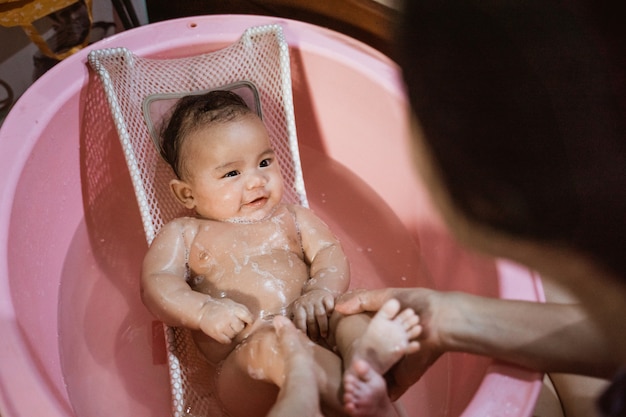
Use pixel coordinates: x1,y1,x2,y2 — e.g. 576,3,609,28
0,15,543,417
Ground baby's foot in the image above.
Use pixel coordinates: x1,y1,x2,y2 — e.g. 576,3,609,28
342,299,420,416
351,298,421,375
343,359,395,417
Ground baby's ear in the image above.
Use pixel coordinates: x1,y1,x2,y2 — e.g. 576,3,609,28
170,179,196,209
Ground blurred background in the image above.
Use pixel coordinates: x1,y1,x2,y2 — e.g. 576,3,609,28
0,0,401,124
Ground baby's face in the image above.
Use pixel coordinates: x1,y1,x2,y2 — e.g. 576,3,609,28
180,114,284,222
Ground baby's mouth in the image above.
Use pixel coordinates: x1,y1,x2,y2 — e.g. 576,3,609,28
228,198,278,224
245,196,268,207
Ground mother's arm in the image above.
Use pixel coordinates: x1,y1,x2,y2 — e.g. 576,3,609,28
336,288,617,398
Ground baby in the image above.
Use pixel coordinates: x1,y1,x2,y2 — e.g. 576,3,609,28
141,90,421,417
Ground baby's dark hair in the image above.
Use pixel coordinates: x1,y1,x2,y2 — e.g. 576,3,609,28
160,90,253,178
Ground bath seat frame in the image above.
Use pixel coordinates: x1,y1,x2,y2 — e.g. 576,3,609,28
88,24,307,417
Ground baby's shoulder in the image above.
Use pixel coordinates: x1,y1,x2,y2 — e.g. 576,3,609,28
283,203,323,225
164,216,200,228
160,216,212,237
283,203,313,217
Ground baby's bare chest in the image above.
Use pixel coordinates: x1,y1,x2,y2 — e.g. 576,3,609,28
189,218,302,266
186,219,308,310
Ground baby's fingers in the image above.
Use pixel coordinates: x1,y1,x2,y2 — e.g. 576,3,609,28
233,306,254,325
293,304,309,334
229,318,248,335
323,295,335,312
215,317,250,344
210,322,238,344
315,302,330,339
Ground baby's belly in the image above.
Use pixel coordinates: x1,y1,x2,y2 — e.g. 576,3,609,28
193,252,309,319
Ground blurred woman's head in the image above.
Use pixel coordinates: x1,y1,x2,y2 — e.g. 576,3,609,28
397,1,626,279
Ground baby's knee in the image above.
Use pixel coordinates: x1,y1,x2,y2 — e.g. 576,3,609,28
234,327,285,383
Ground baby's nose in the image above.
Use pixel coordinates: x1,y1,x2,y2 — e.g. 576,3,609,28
246,170,267,188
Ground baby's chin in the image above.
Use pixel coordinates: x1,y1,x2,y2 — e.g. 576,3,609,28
224,204,280,224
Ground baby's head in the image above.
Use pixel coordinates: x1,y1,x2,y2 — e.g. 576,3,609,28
161,90,254,179
161,90,285,222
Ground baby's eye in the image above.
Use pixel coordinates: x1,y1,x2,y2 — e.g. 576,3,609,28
259,158,272,168
223,170,240,178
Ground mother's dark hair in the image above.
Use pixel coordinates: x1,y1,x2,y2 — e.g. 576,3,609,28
397,1,626,277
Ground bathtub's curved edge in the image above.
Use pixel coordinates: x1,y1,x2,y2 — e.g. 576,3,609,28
459,260,545,416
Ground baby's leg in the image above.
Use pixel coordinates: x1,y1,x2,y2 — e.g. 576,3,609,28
216,322,349,417
333,299,421,417
215,326,283,417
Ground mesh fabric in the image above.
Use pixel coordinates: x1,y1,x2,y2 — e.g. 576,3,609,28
88,24,306,417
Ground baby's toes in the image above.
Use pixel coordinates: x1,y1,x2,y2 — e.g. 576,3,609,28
396,308,419,329
406,340,421,355
407,323,422,340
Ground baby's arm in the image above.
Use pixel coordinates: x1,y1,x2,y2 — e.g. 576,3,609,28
141,219,253,344
291,206,350,339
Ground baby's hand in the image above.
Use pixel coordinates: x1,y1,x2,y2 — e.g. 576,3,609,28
198,298,254,344
292,289,335,341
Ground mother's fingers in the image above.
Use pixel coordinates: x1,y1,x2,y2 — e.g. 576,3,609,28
335,289,391,314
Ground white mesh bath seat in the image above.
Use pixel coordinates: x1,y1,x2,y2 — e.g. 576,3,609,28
88,24,307,417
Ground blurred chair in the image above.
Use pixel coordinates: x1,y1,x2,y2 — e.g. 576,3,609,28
0,0,93,60
1,78,14,115
110,0,139,29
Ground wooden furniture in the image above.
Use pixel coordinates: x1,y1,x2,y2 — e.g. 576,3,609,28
145,0,400,56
